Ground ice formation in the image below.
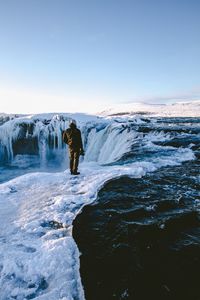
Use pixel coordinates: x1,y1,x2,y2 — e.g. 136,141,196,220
0,113,100,166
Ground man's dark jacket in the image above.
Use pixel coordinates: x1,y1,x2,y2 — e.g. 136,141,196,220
63,127,83,152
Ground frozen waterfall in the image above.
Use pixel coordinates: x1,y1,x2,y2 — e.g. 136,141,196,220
0,114,143,167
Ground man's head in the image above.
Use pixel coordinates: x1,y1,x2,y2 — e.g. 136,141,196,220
69,119,77,128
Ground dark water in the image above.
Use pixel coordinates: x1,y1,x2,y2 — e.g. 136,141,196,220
73,159,200,300
73,117,200,300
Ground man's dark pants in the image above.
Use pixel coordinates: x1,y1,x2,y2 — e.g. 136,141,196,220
69,148,80,173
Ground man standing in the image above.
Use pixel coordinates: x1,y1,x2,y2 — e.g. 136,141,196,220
63,119,84,175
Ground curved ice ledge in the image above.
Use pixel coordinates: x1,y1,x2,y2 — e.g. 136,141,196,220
0,146,195,299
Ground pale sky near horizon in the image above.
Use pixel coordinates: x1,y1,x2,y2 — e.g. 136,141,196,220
0,0,200,114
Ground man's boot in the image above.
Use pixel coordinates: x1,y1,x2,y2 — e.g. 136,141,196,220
73,170,80,175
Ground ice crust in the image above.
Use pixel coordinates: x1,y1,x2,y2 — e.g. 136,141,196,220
0,110,197,299
0,153,195,299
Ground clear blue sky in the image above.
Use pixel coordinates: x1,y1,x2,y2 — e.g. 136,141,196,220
0,0,200,113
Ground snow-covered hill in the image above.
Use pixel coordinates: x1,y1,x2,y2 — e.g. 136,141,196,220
99,100,200,117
